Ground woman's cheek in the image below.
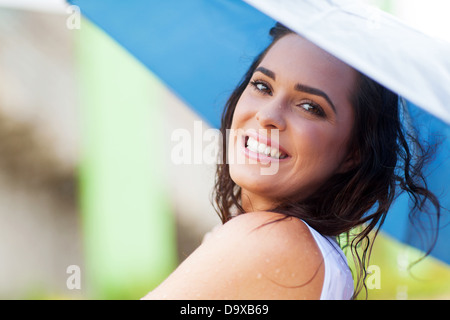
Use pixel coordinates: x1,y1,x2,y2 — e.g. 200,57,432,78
291,124,339,165
238,90,263,112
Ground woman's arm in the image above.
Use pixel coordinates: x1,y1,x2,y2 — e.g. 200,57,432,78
142,211,324,300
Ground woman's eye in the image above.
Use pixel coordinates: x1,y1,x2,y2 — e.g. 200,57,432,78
256,83,266,91
302,103,316,112
250,80,272,95
298,102,325,117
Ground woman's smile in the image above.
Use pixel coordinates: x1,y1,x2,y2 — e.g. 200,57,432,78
240,129,290,164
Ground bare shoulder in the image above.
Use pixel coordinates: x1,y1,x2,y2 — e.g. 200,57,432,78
143,211,324,300
217,211,317,244
214,211,324,268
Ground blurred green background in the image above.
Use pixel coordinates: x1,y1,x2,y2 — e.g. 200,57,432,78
0,0,448,299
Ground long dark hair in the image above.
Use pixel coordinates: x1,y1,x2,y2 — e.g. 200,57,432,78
213,23,441,298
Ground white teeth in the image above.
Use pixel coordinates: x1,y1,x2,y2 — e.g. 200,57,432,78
246,136,286,159
272,148,281,159
270,148,277,158
258,143,266,154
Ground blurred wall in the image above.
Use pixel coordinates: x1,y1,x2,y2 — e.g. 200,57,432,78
0,7,82,298
0,7,219,299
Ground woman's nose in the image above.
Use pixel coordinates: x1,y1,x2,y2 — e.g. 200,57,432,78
255,101,287,130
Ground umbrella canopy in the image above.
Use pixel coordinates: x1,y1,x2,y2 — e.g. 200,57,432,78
68,0,450,266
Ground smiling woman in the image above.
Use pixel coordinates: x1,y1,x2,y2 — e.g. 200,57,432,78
143,23,441,300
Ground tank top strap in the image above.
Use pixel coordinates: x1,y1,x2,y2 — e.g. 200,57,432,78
302,220,354,300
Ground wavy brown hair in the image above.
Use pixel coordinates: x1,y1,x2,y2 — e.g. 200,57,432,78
213,23,441,298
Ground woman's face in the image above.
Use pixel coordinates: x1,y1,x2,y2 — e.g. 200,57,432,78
229,34,359,211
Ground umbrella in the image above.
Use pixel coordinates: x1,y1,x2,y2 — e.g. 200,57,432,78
68,0,450,296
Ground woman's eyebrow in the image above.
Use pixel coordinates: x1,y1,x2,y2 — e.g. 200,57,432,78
294,83,337,114
255,66,276,80
254,66,337,114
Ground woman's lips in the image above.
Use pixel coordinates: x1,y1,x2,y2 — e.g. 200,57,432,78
241,129,290,163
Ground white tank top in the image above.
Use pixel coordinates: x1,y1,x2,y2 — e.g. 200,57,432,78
303,221,354,300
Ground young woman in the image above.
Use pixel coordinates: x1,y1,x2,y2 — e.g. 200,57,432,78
143,23,440,300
